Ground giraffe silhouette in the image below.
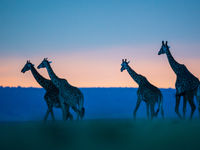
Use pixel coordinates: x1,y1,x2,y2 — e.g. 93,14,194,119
121,59,164,119
21,60,73,121
37,58,85,120
158,41,200,119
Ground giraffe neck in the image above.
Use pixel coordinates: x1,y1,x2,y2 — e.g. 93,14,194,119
165,49,182,75
30,66,49,90
45,63,60,88
126,65,142,85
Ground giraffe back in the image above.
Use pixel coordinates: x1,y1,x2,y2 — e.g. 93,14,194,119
175,65,199,95
60,85,83,107
137,76,162,104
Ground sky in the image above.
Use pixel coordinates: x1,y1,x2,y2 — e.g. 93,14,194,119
0,0,200,88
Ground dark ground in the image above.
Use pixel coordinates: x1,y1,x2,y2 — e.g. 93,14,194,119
1,87,200,150
0,119,200,150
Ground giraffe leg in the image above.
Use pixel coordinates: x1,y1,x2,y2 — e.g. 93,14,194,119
65,104,73,120
72,106,80,120
50,107,55,121
188,94,196,120
44,94,50,121
46,97,55,121
146,103,150,120
195,94,200,118
133,98,141,119
183,95,187,120
62,104,67,121
44,109,50,121
160,96,164,119
150,104,155,120
175,94,182,119
58,95,68,121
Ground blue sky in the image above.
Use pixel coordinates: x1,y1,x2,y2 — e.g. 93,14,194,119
0,0,200,87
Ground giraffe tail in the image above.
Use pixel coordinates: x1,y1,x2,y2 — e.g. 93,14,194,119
155,94,163,117
80,107,85,120
79,94,85,120
197,84,200,97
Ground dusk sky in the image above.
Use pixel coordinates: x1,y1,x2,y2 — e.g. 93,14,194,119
1,0,200,88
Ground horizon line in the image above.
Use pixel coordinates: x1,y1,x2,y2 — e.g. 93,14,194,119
0,85,175,89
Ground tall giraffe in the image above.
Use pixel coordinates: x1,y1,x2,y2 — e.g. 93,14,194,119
158,41,200,119
37,58,85,120
21,60,73,121
121,59,164,119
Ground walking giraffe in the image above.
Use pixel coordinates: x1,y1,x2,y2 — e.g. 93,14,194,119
37,58,85,120
158,41,200,119
21,60,73,121
121,59,164,119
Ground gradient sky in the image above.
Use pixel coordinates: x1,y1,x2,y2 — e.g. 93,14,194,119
1,0,200,88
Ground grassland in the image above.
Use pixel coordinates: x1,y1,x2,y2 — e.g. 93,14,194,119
0,119,200,150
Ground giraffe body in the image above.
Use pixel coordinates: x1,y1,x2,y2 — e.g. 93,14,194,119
44,91,60,108
121,59,164,119
137,79,161,104
175,64,199,95
21,61,73,121
37,58,85,120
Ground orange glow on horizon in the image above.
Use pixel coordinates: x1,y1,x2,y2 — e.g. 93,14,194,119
0,45,200,88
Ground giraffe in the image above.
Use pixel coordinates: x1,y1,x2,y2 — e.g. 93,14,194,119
158,41,200,119
121,59,164,119
37,58,85,120
21,60,73,121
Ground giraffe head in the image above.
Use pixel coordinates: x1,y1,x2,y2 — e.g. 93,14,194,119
21,60,34,73
37,58,52,69
158,41,170,55
120,59,130,72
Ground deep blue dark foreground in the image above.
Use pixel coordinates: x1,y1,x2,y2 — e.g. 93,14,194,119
0,87,200,121
0,119,200,150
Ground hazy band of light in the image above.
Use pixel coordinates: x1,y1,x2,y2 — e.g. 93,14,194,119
0,44,199,88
